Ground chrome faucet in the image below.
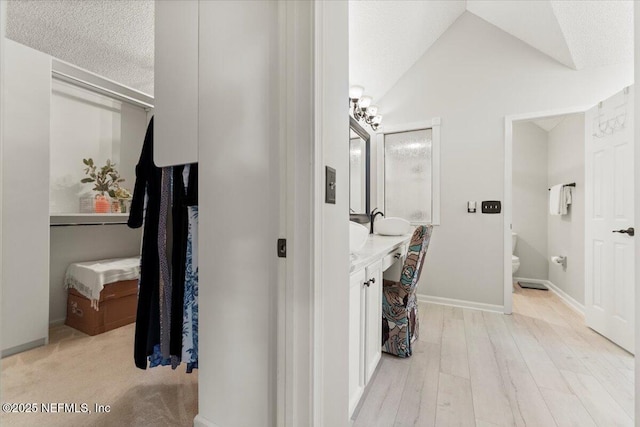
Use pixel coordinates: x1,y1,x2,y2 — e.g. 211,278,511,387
370,208,384,234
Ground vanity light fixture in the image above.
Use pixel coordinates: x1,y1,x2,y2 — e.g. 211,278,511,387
349,85,383,131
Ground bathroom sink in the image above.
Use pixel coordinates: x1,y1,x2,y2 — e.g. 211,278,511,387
350,221,369,254
375,217,411,236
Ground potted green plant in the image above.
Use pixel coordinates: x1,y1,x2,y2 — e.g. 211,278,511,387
81,158,125,213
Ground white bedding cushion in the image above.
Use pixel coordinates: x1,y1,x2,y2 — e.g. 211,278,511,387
65,256,141,310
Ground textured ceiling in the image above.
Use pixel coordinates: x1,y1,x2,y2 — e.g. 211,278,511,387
467,0,576,68
6,0,154,95
350,0,634,109
5,0,633,103
349,0,466,102
550,0,634,70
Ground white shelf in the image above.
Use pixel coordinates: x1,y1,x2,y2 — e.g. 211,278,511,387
49,213,130,226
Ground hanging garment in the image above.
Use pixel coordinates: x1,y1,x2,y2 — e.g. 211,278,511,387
129,114,199,371
147,165,199,372
158,167,173,360
128,117,162,370
182,205,199,373
169,165,189,358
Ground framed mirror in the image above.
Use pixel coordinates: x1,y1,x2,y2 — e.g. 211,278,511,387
349,117,370,224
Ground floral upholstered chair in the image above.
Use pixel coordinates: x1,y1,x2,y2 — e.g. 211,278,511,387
382,225,433,357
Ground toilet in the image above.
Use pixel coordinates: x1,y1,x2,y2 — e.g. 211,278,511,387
512,232,520,275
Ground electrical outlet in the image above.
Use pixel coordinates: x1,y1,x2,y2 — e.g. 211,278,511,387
481,200,501,214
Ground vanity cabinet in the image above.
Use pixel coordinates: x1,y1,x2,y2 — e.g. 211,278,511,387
349,233,411,417
349,260,382,414
348,260,383,416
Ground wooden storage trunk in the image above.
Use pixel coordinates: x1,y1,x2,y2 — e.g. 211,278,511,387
65,279,138,336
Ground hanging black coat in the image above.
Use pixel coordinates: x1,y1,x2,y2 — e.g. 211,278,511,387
128,117,161,369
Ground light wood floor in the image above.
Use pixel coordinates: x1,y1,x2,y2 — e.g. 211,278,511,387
1,323,197,427
353,285,634,427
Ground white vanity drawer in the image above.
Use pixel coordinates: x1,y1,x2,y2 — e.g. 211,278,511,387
382,246,406,271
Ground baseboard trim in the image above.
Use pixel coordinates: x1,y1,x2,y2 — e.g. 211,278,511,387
514,277,584,315
2,338,46,358
417,294,504,313
193,414,221,427
49,318,66,327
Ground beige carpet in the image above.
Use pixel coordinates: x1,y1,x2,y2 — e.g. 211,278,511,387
1,324,198,427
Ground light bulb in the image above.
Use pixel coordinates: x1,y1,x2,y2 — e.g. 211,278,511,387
366,105,378,117
372,115,382,125
358,96,372,109
349,85,364,100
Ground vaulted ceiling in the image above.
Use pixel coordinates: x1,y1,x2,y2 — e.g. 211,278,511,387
350,0,634,103
5,1,633,102
349,0,467,103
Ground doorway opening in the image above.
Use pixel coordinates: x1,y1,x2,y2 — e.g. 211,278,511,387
504,87,635,355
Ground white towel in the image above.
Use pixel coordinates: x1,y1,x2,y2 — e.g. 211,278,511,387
549,184,563,215
549,184,572,215
65,257,140,310
563,186,572,214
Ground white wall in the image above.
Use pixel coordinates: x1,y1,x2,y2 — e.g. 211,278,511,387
2,40,50,355
317,1,350,425
547,114,585,304
512,121,548,280
378,12,633,306
50,80,146,213
118,103,149,197
196,1,280,426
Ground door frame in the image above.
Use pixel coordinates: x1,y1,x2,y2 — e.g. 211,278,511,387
503,105,592,314
635,3,640,419
277,1,316,425
0,0,6,364
278,1,350,426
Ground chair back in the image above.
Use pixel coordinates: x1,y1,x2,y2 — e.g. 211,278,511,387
399,225,433,293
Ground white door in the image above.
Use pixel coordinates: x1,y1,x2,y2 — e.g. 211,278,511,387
585,86,635,353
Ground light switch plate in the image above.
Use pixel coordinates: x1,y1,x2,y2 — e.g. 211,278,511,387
325,166,336,204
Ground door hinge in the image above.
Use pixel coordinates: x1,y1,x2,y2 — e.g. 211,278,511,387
277,238,287,258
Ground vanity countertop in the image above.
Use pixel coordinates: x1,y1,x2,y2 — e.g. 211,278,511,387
350,233,412,273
